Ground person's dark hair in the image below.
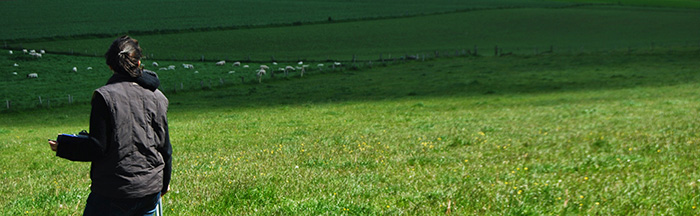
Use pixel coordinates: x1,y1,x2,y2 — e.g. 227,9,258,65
105,35,142,77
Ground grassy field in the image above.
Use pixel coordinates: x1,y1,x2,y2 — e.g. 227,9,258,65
3,0,697,42
2,0,700,215
553,0,700,8
14,5,700,62
0,0,574,41
2,50,700,214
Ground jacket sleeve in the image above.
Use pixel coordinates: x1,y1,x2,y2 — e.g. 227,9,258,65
55,92,109,161
160,121,172,195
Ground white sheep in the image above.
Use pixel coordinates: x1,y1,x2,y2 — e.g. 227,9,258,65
159,67,168,71
300,65,309,77
194,71,199,74
72,67,78,72
260,65,269,70
182,64,194,69
12,72,17,75
232,61,241,66
215,60,226,66
30,52,42,58
243,65,249,68
22,49,28,54
256,69,266,83
152,62,159,67
272,62,278,65
168,65,176,70
228,71,236,74
27,73,38,78
87,67,93,70
298,61,303,65
13,63,19,67
40,50,45,54
284,66,295,77
8,50,12,54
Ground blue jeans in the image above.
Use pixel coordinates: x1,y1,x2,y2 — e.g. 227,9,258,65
83,192,160,216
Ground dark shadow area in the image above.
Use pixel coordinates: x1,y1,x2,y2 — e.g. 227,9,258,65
166,50,700,112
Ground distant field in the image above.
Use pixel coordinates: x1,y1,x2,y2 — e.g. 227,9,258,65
14,6,700,62
0,0,574,41
553,0,700,8
2,51,700,214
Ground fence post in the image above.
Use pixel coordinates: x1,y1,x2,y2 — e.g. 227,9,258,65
39,96,42,105
6,100,9,110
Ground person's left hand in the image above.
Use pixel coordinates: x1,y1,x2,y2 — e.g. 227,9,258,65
48,140,58,152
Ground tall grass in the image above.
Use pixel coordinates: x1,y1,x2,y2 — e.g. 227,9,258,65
2,50,700,214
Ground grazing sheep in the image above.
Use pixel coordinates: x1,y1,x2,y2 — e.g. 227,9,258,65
72,67,78,72
216,60,226,66
27,73,38,78
182,64,194,69
284,66,295,77
300,65,309,77
233,61,241,66
228,71,236,74
13,63,19,67
30,52,42,58
256,69,266,83
40,50,45,54
168,65,176,70
152,62,159,67
243,65,249,68
298,61,303,65
194,71,199,74
272,62,278,65
87,67,93,70
22,49,28,54
317,63,324,71
159,67,168,71
260,65,269,70
12,72,17,75
8,50,12,54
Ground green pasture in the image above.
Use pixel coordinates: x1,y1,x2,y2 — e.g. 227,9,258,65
0,0,573,41
2,50,700,214
553,0,700,8
15,5,700,62
2,0,700,214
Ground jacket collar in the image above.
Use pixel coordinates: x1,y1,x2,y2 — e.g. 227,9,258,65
106,69,160,92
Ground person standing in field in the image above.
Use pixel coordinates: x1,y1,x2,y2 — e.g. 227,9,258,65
48,35,172,215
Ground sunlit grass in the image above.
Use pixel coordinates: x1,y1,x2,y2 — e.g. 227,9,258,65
2,51,700,214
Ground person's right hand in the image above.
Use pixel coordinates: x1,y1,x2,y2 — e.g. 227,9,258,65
48,140,58,152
